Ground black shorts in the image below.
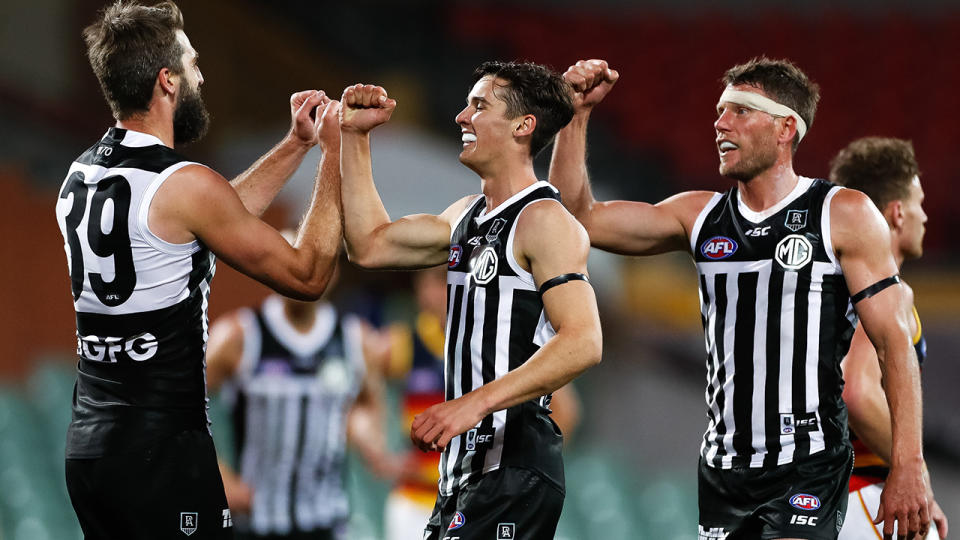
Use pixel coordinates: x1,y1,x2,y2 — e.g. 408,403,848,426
66,428,233,540
698,444,854,540
423,467,564,540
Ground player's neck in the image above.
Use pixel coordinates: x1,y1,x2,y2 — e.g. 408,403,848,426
116,115,175,148
737,161,799,213
283,301,318,334
478,161,539,212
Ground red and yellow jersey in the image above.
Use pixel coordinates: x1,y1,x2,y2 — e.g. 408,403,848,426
391,313,446,503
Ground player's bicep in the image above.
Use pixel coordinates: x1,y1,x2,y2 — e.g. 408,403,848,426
521,203,599,334
583,191,710,255
165,168,310,294
353,195,475,270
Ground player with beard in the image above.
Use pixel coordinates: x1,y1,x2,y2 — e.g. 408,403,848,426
56,2,342,539
549,58,933,539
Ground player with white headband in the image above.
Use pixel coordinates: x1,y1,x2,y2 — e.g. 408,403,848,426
549,56,934,540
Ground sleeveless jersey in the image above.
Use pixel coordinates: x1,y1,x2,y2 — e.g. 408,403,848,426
55,127,216,458
849,304,926,490
440,181,564,496
691,176,857,469
225,296,364,535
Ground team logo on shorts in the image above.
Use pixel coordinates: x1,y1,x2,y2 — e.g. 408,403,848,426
449,245,463,268
789,493,821,511
180,512,198,536
448,511,465,530
497,523,516,539
701,236,738,260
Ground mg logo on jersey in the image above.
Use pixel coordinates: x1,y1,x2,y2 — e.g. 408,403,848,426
785,209,808,231
789,493,821,511
180,512,198,536
449,245,462,268
775,234,813,270
448,511,465,530
701,236,738,260
469,246,498,285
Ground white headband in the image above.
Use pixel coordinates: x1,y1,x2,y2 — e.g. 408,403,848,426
719,88,808,141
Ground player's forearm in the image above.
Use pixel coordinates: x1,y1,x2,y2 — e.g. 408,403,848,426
471,328,601,417
287,144,342,298
549,113,595,220
230,133,313,216
340,131,394,265
846,389,894,464
877,340,925,469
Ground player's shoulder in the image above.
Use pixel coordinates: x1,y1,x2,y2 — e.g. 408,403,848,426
516,198,589,246
827,187,885,232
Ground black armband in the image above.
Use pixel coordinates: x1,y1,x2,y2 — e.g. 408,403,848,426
850,274,900,304
538,273,589,297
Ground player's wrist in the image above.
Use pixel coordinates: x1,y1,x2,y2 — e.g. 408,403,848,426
282,130,316,151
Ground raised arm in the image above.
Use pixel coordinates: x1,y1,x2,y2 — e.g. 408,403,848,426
831,188,931,538
230,90,330,216
339,84,471,270
548,59,708,255
410,201,602,451
150,100,342,300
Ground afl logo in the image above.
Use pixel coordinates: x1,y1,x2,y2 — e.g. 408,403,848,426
449,245,462,268
469,246,498,285
789,493,821,511
448,512,466,530
775,234,813,270
701,236,738,260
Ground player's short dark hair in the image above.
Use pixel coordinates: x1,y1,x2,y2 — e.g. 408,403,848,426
472,61,574,157
723,57,820,152
83,1,185,120
829,137,919,210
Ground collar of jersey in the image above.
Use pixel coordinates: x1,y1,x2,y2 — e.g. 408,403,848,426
736,176,813,224
261,295,337,358
474,180,557,225
103,127,167,148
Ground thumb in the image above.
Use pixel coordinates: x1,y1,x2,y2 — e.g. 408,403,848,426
607,68,620,84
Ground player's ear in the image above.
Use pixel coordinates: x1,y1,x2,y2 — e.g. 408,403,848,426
514,114,536,138
886,199,905,232
157,67,177,97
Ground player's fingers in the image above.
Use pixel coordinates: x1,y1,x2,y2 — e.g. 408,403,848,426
935,513,948,539
874,501,886,525
606,68,620,84
290,89,317,108
564,71,587,91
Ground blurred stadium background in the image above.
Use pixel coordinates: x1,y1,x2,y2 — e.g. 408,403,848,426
1,0,958,538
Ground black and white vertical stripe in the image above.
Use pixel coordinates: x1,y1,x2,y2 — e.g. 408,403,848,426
692,179,857,469
439,182,563,496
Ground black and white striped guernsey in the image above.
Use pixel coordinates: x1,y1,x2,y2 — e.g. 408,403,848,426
691,177,857,469
55,128,216,458
223,296,364,535
440,181,564,496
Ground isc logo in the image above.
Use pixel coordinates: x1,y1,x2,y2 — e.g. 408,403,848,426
701,236,738,260
775,234,812,270
790,515,819,526
789,493,821,511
